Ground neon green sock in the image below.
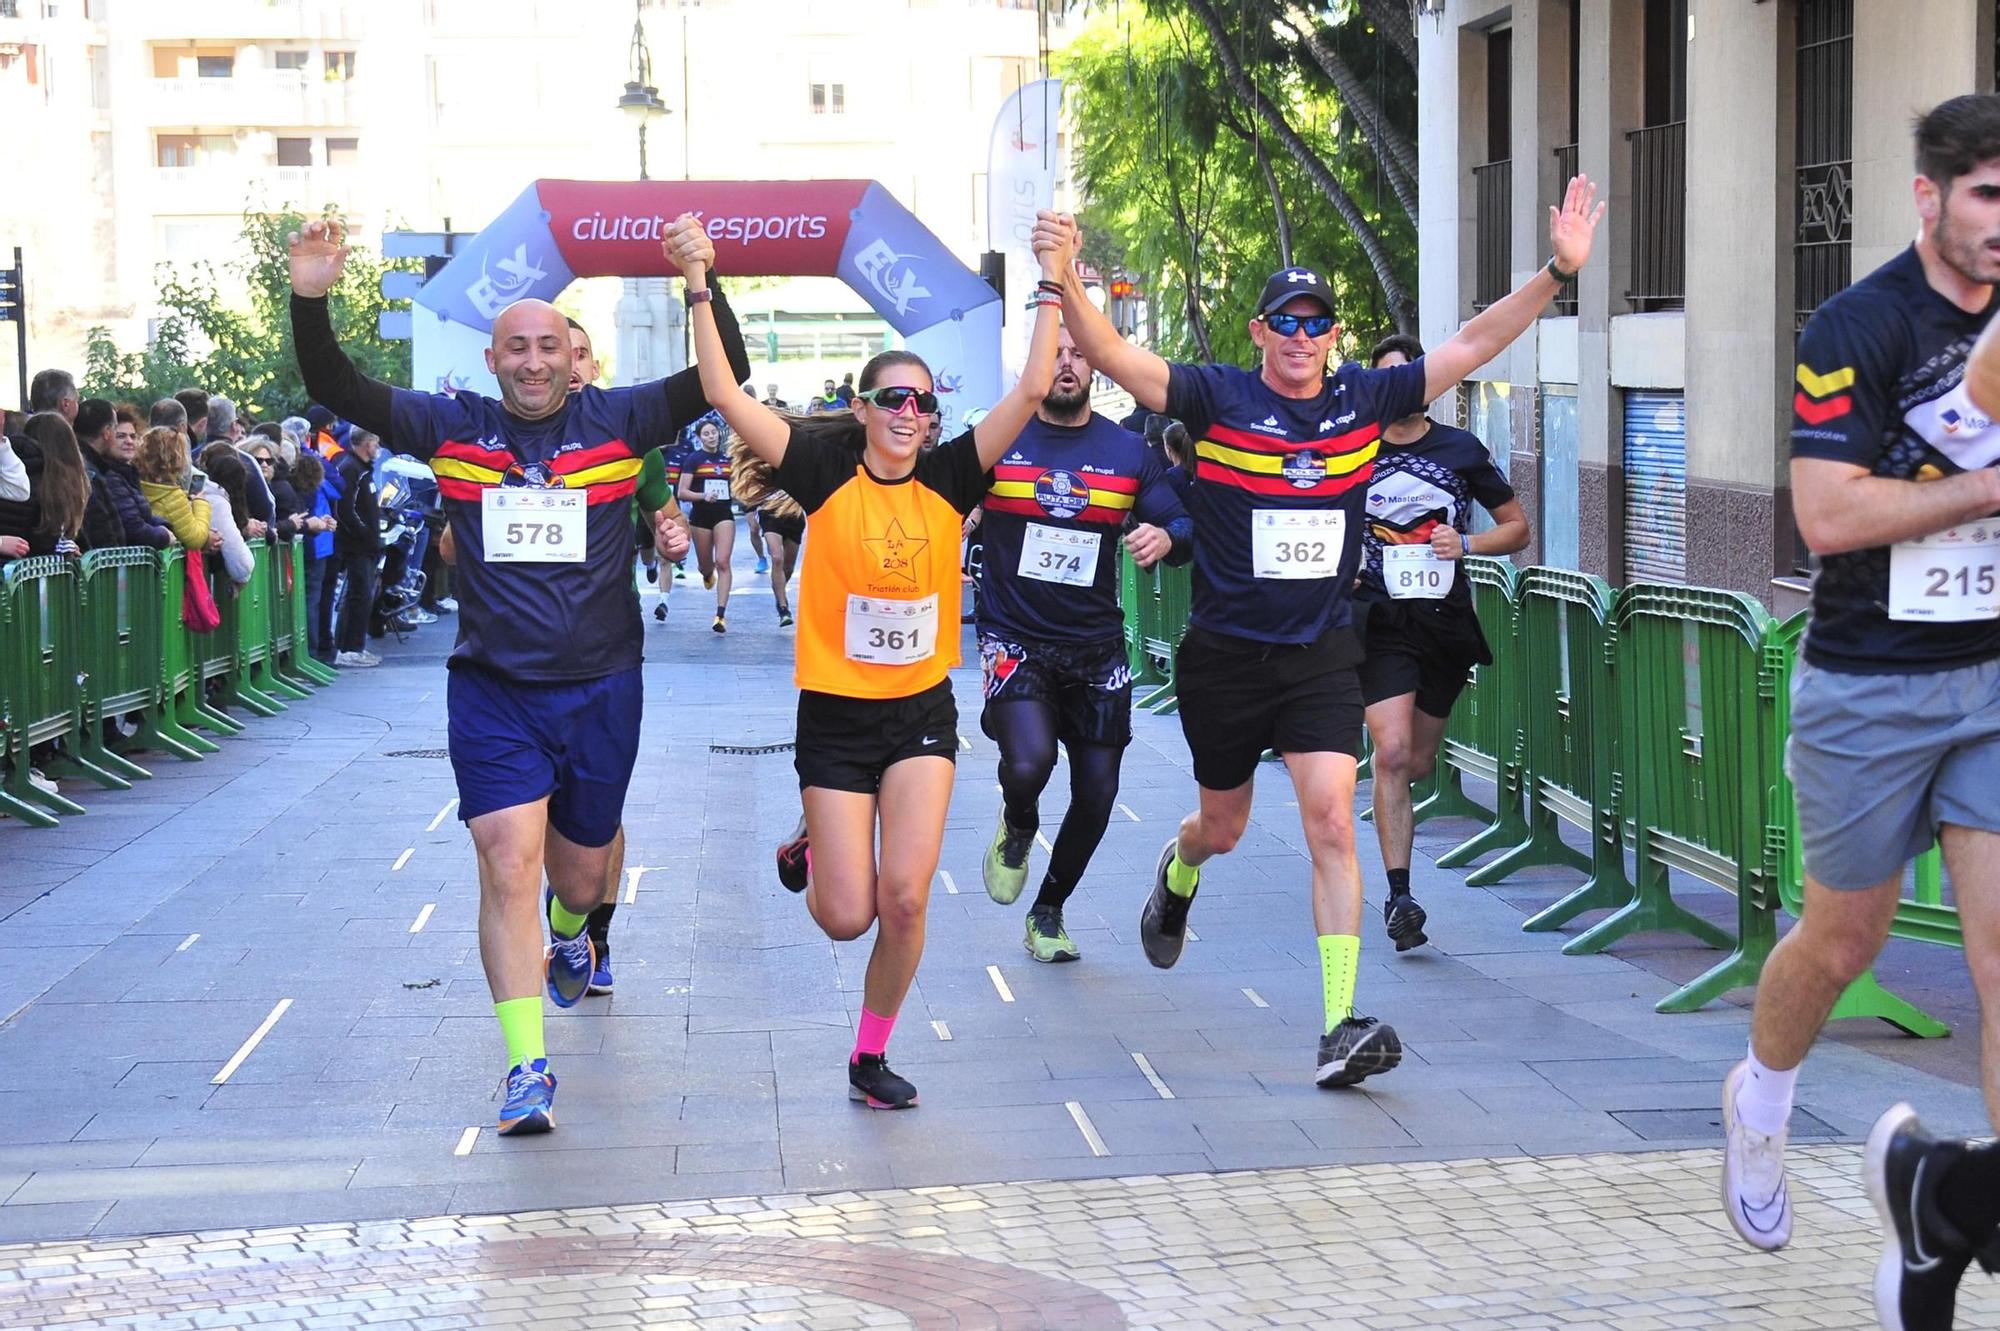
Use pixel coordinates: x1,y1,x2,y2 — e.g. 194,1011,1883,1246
1318,934,1360,1034
494,997,546,1067
1165,849,1200,898
547,893,589,939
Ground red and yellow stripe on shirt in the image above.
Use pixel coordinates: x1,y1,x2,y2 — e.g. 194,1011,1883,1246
431,439,642,505
1193,420,1378,498
984,463,1138,526
1794,363,1855,426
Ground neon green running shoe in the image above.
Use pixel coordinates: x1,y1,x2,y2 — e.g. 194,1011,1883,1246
1024,905,1080,963
983,812,1034,904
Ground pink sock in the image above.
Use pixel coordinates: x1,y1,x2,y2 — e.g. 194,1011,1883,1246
853,1007,896,1062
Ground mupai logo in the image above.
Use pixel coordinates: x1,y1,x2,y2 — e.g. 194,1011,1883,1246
862,516,928,586
466,244,549,319
856,239,931,318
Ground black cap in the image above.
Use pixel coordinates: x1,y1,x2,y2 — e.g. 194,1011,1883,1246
305,404,336,430
1255,267,1335,317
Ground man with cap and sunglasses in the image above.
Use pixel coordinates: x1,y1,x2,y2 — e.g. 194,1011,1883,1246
1033,180,1603,1088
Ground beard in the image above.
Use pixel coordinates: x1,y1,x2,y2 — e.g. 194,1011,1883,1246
1936,207,2000,288
1042,383,1091,417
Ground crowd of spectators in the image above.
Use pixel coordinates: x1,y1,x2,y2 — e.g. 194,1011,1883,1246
0,365,450,673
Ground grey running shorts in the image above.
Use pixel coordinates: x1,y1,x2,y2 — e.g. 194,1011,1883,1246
1786,656,2000,889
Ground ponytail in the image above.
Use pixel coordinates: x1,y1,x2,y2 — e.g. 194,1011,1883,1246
727,348,934,517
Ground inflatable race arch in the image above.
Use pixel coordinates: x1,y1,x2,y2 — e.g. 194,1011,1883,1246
412,180,1003,436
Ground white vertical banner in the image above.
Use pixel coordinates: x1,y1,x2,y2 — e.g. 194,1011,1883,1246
985,77,1064,394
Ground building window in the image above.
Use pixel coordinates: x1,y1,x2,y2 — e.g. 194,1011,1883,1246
324,50,356,81
273,49,309,71
810,81,845,115
196,53,234,79
156,133,232,168
1472,28,1512,311
1626,0,1687,310
325,136,359,167
276,136,312,167
1794,0,1852,333
0,2,19,18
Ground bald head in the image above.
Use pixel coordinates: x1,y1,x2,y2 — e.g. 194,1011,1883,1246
485,299,574,421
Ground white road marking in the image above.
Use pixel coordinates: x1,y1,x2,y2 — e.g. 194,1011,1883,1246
1131,1052,1175,1099
409,903,436,934
212,998,292,1085
932,1020,952,1041
958,735,972,752
1034,832,1052,854
1117,804,1140,822
1242,987,1270,1007
1185,927,1200,942
392,848,414,872
453,1126,479,1157
425,799,459,833
623,865,656,904
986,964,1015,1003
176,933,200,953
1066,1101,1110,1157
939,870,959,895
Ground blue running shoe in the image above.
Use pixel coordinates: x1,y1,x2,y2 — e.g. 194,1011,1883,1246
497,1058,556,1136
755,555,770,574
587,943,614,996
542,886,595,1009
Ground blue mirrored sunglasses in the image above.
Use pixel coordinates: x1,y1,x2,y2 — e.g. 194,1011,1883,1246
1262,313,1335,338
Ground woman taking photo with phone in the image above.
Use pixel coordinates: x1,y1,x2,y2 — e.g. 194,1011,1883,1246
665,212,1064,1110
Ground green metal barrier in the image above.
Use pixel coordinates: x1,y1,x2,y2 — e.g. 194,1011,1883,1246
256,541,312,701
219,545,286,716
1765,611,1948,1036
152,550,221,757
1117,554,1185,714
1120,550,1164,689
0,556,129,820
74,548,165,780
268,539,321,690
288,542,336,686
1412,557,1529,868
1567,584,1769,1011
186,560,247,736
1466,570,1635,927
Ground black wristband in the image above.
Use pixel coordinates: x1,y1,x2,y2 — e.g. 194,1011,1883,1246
1546,256,1578,283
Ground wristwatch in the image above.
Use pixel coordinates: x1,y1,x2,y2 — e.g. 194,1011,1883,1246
684,286,713,308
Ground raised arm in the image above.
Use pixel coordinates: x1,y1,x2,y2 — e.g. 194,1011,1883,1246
1422,176,1606,402
660,279,753,426
664,215,790,467
287,218,397,440
961,242,1066,469
1032,211,1171,413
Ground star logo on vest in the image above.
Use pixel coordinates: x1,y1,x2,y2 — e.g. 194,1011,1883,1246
863,517,928,585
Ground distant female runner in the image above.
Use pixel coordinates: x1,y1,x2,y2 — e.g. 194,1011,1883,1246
678,417,736,633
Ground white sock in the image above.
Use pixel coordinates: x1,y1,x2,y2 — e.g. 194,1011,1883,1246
1738,1044,1797,1137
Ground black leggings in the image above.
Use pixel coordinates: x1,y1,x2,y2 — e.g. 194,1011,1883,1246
990,701,1123,910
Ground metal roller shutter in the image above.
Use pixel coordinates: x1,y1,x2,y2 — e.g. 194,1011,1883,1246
1623,390,1686,583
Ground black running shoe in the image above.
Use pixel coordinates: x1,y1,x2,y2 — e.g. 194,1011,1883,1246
849,1053,918,1109
1139,838,1196,969
652,602,667,622
1315,1016,1403,1088
1866,1103,1994,1331
776,816,810,893
645,564,659,584
1384,892,1429,952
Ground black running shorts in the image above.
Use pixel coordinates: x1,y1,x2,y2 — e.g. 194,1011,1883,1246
1356,598,1492,718
1174,623,1365,790
689,500,735,530
762,510,805,542
794,679,959,794
978,631,1135,749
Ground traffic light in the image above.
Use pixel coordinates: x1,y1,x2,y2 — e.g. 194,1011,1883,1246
1108,277,1135,300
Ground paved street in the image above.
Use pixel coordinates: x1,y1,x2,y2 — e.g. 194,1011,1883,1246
1,547,1992,1327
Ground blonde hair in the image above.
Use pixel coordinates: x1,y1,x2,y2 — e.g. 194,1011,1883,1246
134,426,192,486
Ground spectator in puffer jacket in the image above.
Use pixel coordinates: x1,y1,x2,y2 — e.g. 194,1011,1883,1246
195,443,255,587
76,398,171,550
134,426,219,554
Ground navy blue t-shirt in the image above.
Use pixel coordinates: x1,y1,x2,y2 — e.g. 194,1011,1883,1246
1792,246,2000,674
1357,422,1514,608
1164,359,1427,643
977,413,1191,644
391,383,684,681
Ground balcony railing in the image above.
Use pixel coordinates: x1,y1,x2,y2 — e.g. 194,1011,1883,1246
1472,158,1511,311
1552,143,1578,315
1626,119,1686,310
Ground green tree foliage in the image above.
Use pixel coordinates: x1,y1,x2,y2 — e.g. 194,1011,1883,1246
1059,1,1417,365
82,209,413,415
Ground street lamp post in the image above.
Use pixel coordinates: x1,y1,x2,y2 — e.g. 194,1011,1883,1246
616,0,670,180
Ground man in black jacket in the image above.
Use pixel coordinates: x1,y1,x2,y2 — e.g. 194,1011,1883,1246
331,428,381,668
76,399,170,551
